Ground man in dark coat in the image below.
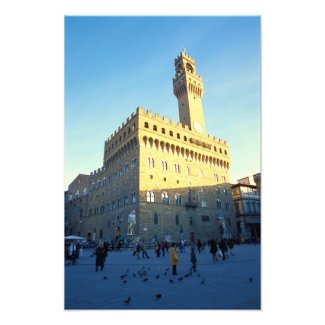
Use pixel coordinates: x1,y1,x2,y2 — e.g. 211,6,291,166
209,239,217,262
95,241,106,272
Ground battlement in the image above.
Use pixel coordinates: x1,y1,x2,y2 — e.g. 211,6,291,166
175,50,195,64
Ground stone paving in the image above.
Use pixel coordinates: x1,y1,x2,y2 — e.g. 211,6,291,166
65,244,260,310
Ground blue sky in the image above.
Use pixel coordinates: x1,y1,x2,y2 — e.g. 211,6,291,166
65,16,260,189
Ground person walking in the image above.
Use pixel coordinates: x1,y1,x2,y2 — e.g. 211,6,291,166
209,238,218,262
197,239,202,254
95,241,106,272
190,244,197,272
170,243,179,275
141,241,150,259
219,238,227,261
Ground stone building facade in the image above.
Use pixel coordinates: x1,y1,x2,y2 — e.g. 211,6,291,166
231,175,261,240
65,51,237,243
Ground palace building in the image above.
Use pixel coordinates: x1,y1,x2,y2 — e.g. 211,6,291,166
65,51,237,243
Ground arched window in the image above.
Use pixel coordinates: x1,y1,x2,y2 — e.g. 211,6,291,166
174,163,181,173
148,157,154,168
186,166,190,175
147,191,155,202
162,192,169,204
161,128,166,134
216,199,222,210
153,213,158,225
169,130,173,137
153,125,157,131
175,194,182,205
144,122,149,128
132,191,136,203
175,215,180,225
162,160,168,171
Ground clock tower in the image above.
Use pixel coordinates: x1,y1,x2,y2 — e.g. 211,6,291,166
173,50,206,135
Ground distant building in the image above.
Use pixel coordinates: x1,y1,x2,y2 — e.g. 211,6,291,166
65,51,238,242
231,175,261,240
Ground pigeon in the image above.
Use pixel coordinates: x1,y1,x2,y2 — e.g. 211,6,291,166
123,279,127,284
155,274,160,279
143,278,149,282
249,278,253,282
165,267,170,272
155,293,162,300
163,272,167,276
169,279,174,284
197,272,201,277
120,274,127,279
178,277,183,281
103,276,107,280
132,273,136,277
201,278,205,285
123,296,131,304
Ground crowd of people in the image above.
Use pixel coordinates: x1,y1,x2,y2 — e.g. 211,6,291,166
65,236,241,274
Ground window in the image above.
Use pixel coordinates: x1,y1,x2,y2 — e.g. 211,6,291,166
131,158,136,169
224,189,228,195
213,173,218,182
234,203,240,214
201,215,210,222
224,150,227,155
83,187,87,196
174,163,181,173
245,201,251,212
124,163,129,174
177,133,180,139
153,213,158,225
117,199,121,208
222,176,226,183
186,166,190,175
162,128,166,134
112,201,116,210
184,136,187,141
219,148,222,153
107,203,111,211
201,200,207,208
89,209,92,216
216,199,222,210
148,157,155,168
124,196,128,206
162,192,169,204
147,191,155,202
189,216,193,226
169,131,173,136
175,194,182,205
175,215,179,225
162,160,168,171
153,125,157,131
132,191,136,203
225,202,230,210
144,122,149,128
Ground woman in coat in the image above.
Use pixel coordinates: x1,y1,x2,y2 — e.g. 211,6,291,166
170,243,179,275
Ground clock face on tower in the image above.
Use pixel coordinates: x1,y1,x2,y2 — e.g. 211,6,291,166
193,121,203,134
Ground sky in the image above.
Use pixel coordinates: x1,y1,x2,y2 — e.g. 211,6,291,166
64,16,261,189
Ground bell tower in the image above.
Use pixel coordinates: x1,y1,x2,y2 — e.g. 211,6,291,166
173,50,206,135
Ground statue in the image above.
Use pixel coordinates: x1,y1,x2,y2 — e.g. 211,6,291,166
127,210,136,235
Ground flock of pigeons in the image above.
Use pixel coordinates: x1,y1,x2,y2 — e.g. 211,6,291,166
102,265,207,305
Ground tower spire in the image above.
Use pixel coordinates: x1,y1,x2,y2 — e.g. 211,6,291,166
173,51,206,135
